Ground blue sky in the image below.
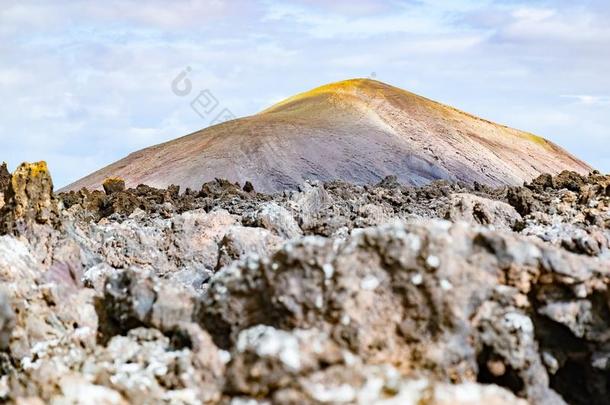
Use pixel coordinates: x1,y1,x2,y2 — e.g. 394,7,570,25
1,0,609,187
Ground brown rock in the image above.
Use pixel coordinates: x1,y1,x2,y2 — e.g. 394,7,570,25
199,178,242,198
506,186,541,217
0,162,61,235
529,173,554,191
0,162,10,194
102,177,126,195
553,170,586,192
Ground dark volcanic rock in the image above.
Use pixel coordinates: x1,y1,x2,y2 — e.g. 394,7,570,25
242,181,255,193
0,291,15,350
376,175,401,189
100,269,197,342
507,186,541,216
0,162,10,196
553,170,586,192
200,178,242,198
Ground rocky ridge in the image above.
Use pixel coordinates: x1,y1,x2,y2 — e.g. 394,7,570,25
0,161,609,404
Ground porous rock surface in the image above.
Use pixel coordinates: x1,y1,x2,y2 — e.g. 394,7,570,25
0,162,609,404
0,163,10,211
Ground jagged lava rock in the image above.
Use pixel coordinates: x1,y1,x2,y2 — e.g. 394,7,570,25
102,177,126,195
0,162,61,235
0,162,10,211
1,162,609,404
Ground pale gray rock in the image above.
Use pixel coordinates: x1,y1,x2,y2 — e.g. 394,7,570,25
290,181,334,229
4,165,610,405
0,290,14,350
202,220,609,405
247,202,302,239
86,328,223,404
446,193,522,230
102,269,197,337
75,209,236,286
217,225,284,270
226,325,526,404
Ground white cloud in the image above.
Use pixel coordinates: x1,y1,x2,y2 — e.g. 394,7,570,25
561,95,610,106
500,6,610,42
81,0,255,29
263,1,451,39
512,7,556,22
289,0,394,16
0,68,32,87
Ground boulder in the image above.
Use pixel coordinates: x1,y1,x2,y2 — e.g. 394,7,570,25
101,269,196,338
217,225,283,269
446,193,522,230
202,221,607,404
553,170,586,192
506,186,541,217
102,177,126,195
245,202,302,239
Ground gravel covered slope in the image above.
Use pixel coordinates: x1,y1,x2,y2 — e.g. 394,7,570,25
62,79,591,193
1,162,609,404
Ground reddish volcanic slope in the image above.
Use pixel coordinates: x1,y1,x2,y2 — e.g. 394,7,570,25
63,79,592,192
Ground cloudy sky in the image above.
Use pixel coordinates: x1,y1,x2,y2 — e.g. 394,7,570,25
1,0,609,187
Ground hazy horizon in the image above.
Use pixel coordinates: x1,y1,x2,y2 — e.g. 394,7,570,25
1,0,609,187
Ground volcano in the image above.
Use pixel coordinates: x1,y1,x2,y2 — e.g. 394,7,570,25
63,79,592,192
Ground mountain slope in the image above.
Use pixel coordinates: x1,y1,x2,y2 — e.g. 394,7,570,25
63,79,592,192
